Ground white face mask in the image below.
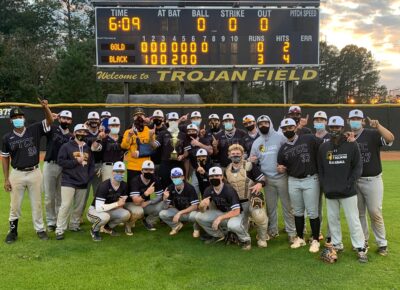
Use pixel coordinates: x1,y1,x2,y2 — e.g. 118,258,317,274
110,127,120,134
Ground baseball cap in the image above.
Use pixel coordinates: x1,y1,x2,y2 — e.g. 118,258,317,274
59,110,72,119
112,161,126,171
280,118,297,128
196,148,208,157
108,117,120,125
101,111,111,118
313,111,327,120
222,113,234,121
328,116,345,127
133,107,145,116
209,167,223,176
87,111,100,120
288,106,301,114
242,115,256,123
74,124,89,132
190,111,201,118
152,110,164,118
208,114,220,120
257,115,270,123
348,109,364,119
9,108,25,118
142,160,155,170
170,167,184,177
167,112,179,120
187,124,199,131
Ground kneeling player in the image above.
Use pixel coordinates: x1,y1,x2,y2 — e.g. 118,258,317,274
159,168,200,237
87,162,131,241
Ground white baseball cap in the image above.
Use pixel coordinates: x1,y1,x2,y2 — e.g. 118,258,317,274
108,117,120,125
242,115,255,123
288,105,301,113
170,167,184,177
112,161,126,171
59,110,72,119
348,109,364,119
313,111,328,120
328,116,345,127
187,124,199,131
87,111,100,120
208,114,220,120
142,160,155,170
196,148,208,157
74,124,88,132
101,111,111,118
257,115,270,123
190,111,202,118
280,118,297,128
209,167,223,176
152,110,164,118
167,112,179,120
222,113,234,121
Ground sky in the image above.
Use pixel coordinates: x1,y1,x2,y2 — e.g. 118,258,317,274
320,0,400,92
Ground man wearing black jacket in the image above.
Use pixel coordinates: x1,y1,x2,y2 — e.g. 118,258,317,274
318,116,368,263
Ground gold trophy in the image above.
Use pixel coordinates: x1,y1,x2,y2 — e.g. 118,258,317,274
170,131,179,160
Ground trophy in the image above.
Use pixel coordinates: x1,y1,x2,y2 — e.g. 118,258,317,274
170,131,179,160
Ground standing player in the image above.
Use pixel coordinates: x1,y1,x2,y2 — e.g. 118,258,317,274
318,116,368,263
2,99,53,243
150,109,167,171
348,109,395,256
242,115,259,156
159,168,200,237
194,148,212,197
43,110,73,232
313,111,330,140
204,114,222,166
286,106,312,135
85,112,102,196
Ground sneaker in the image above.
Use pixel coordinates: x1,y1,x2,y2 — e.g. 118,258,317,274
169,223,183,236
192,230,200,238
90,229,102,242
69,227,82,232
125,224,133,236
291,237,306,249
257,240,268,248
288,235,297,244
378,246,388,256
101,225,120,236
333,244,344,252
204,236,225,245
143,220,156,231
309,240,320,253
256,234,270,241
56,232,64,240
241,240,252,251
268,232,279,239
357,251,368,263
5,231,17,244
37,231,49,240
48,225,56,232
199,232,212,241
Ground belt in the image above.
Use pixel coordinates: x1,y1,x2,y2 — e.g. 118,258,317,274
239,199,249,204
16,165,39,171
104,162,114,165
47,160,57,164
295,174,316,179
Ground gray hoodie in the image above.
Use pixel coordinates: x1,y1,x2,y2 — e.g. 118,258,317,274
250,115,287,178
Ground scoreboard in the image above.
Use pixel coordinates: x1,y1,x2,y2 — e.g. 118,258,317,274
95,7,319,67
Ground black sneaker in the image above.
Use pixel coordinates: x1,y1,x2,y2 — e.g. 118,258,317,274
56,233,64,240
358,250,368,263
143,220,156,231
5,231,17,244
204,236,225,245
37,231,49,240
378,246,388,256
48,225,56,232
241,240,252,251
90,229,102,242
101,225,120,237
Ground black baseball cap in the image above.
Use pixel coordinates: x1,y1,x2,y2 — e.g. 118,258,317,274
133,107,145,116
9,108,25,118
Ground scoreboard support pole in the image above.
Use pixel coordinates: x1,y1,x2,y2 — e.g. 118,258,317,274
179,82,185,103
124,82,130,122
232,82,239,104
287,81,294,103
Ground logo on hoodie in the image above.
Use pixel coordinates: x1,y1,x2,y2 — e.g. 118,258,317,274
258,144,266,153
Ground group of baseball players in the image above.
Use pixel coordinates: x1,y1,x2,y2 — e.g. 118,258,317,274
1,98,395,263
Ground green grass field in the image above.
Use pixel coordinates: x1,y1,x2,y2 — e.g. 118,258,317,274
0,162,399,290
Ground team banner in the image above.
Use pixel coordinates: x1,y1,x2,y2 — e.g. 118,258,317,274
96,68,319,82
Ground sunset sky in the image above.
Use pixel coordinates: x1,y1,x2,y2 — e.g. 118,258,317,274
320,0,400,92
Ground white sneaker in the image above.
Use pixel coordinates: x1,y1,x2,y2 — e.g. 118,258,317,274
169,223,183,236
257,240,268,248
290,237,306,249
192,230,200,238
309,240,320,253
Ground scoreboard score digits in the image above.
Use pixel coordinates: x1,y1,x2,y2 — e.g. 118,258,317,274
95,7,319,67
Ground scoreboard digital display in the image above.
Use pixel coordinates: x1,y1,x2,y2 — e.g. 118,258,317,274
95,7,319,67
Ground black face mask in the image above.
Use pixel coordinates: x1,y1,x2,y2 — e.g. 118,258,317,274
188,133,198,139
89,121,99,128
153,119,162,126
210,178,221,187
134,117,145,132
198,159,207,166
245,124,255,131
330,130,342,139
259,126,270,135
76,135,85,141
230,156,242,163
143,172,153,180
292,117,300,124
60,122,70,130
283,130,296,139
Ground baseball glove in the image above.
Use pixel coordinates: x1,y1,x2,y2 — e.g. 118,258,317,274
250,191,264,209
320,245,338,263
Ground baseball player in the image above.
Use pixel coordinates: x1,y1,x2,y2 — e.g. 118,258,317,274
159,168,200,237
242,115,259,155
124,160,164,233
225,144,268,248
194,148,212,197
100,111,112,121
286,106,312,135
277,118,322,253
250,115,297,242
87,161,130,241
150,109,167,170
2,99,53,243
348,109,395,256
43,110,73,232
196,166,251,250
204,114,222,166
56,124,95,240
318,116,368,263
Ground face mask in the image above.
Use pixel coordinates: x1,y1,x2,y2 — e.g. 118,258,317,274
113,173,124,182
192,120,201,127
12,118,25,128
314,123,325,131
89,121,99,128
143,172,153,180
224,122,233,131
172,178,183,186
230,156,242,163
259,126,270,135
75,134,85,141
210,178,221,187
245,124,255,131
350,120,362,130
198,158,207,165
188,133,198,139
153,119,162,126
134,117,144,132
283,130,296,139
330,130,342,139
110,127,120,134
60,122,69,130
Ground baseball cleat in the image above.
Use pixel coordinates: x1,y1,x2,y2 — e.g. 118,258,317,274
69,227,82,232
5,231,17,244
192,230,200,238
257,240,267,248
169,223,183,236
291,237,306,249
102,225,120,236
37,231,49,240
378,246,388,256
143,220,156,231
309,240,320,253
357,251,368,263
90,229,102,242
241,241,252,251
56,233,64,240
47,225,56,232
